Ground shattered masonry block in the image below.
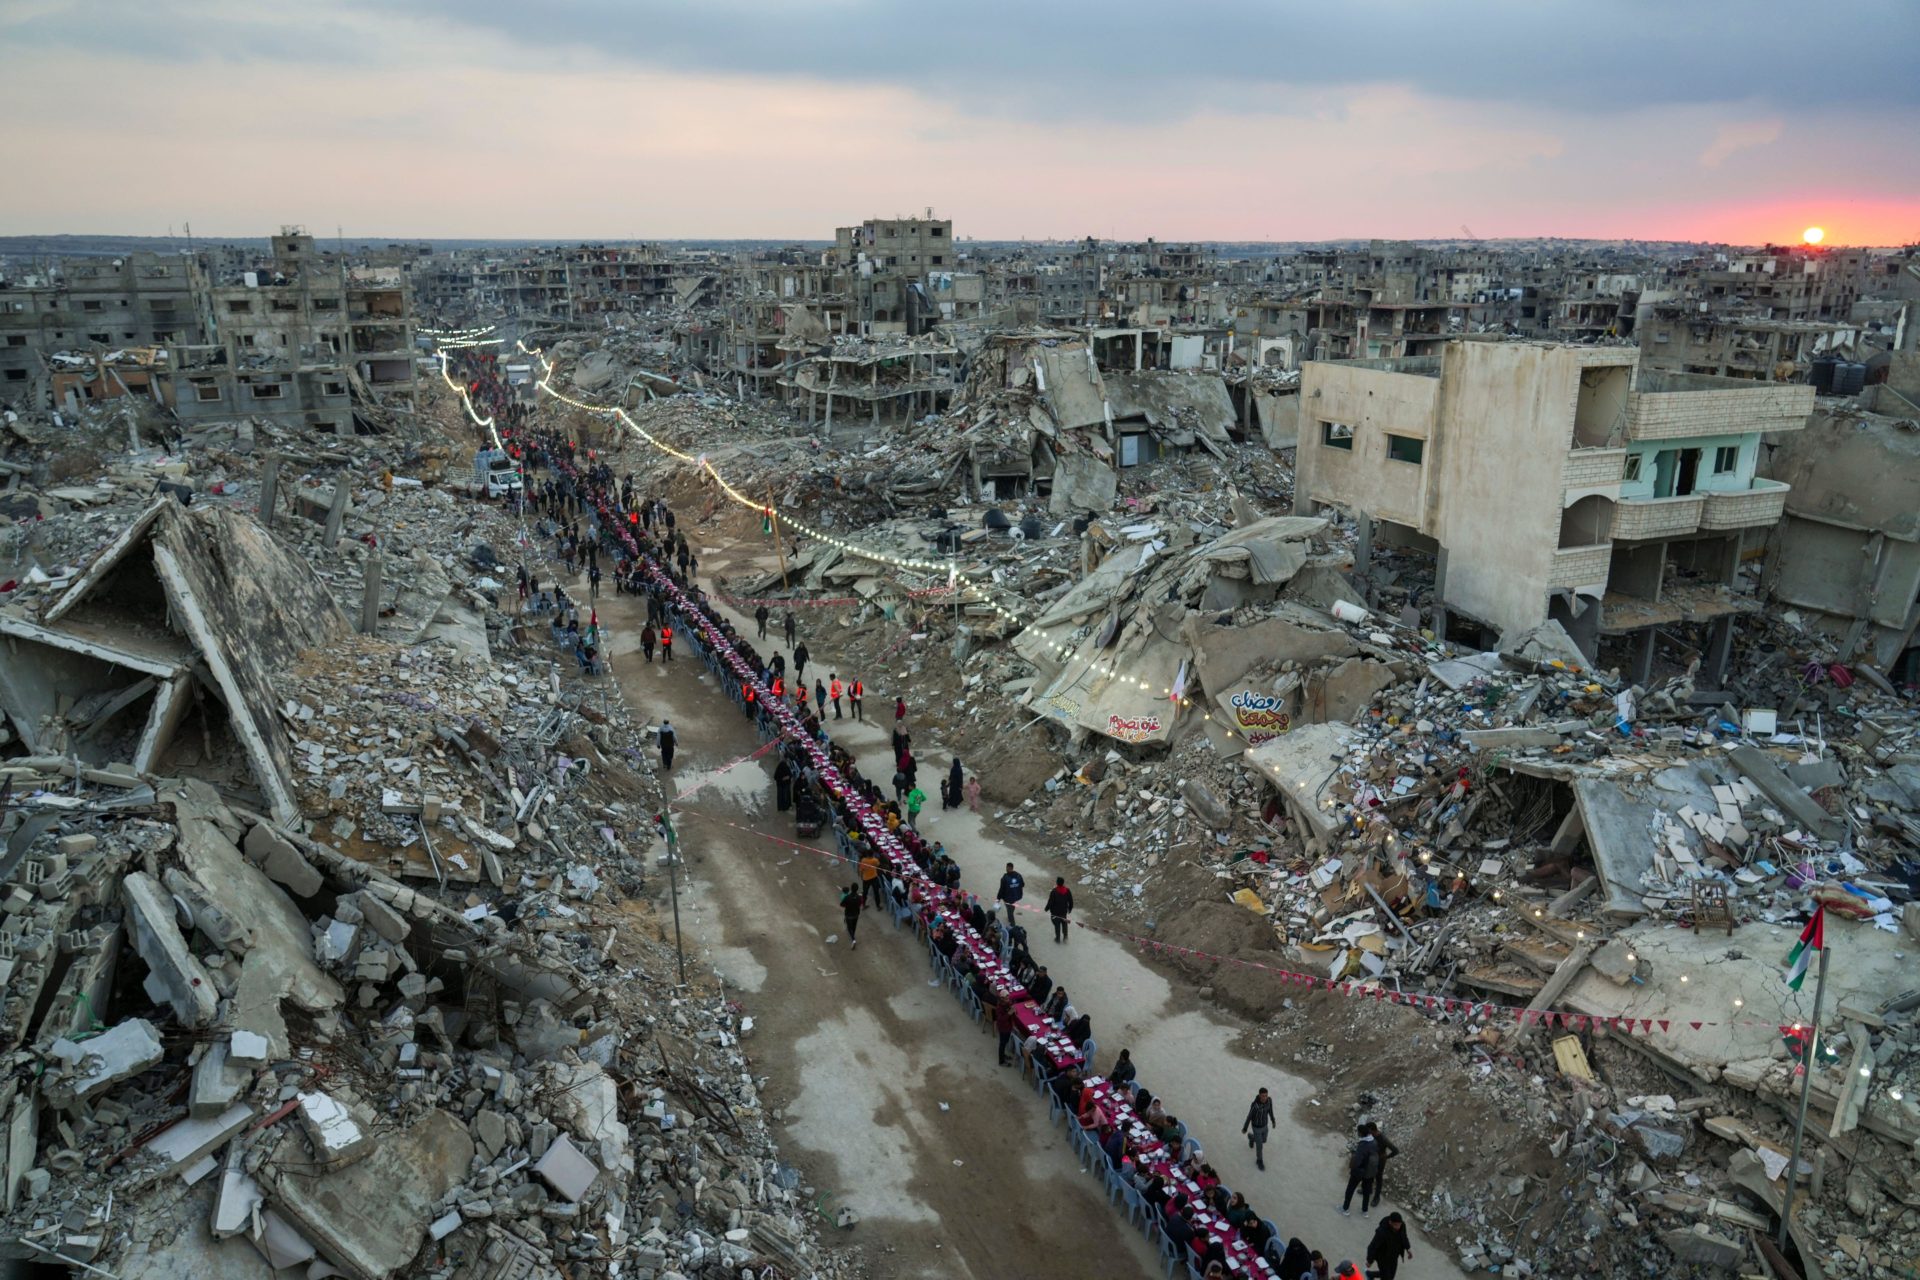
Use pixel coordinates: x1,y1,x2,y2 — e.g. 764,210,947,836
532,1133,599,1202
297,1091,373,1168
52,1018,164,1103
229,1029,270,1065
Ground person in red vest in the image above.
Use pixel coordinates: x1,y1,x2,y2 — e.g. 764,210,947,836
849,678,864,721
828,675,844,720
660,623,674,662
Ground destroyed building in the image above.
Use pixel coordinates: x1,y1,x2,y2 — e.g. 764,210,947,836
173,228,420,438
1762,388,1920,679
0,253,206,410
1295,339,1813,684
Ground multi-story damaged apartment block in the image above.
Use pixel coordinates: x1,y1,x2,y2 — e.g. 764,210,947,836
0,227,421,435
1296,339,1813,686
0,253,206,407
831,214,970,335
171,228,417,436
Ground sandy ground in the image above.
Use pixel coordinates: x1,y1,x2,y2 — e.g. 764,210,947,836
590,543,1469,1280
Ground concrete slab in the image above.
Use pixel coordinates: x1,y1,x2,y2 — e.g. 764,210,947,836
212,1166,263,1238
264,1108,473,1280
122,871,219,1027
142,1103,255,1174
1729,745,1842,840
1246,722,1358,842
170,781,344,1053
1571,778,1658,919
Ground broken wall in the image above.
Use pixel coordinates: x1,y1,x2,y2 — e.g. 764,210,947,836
151,505,350,821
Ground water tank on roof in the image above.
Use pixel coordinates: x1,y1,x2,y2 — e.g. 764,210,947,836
981,508,1012,531
1809,357,1837,393
1832,362,1867,396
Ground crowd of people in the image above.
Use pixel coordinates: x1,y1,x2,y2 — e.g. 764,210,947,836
444,347,1418,1280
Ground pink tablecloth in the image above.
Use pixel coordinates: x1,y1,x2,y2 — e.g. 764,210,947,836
1086,1080,1276,1277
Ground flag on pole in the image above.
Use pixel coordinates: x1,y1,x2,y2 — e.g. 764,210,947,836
1784,906,1824,991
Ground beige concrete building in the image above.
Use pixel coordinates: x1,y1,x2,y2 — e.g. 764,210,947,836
1296,340,1812,683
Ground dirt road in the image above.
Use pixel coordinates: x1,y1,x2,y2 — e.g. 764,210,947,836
602,590,1160,1280
596,545,1467,1280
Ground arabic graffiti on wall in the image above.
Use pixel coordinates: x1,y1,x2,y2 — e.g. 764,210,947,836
1227,687,1292,746
1106,713,1164,743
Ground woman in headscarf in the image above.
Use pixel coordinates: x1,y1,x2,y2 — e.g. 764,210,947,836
773,756,793,812
1277,1239,1314,1280
946,757,964,809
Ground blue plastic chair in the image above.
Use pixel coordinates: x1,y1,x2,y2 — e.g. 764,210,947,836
1155,1230,1183,1280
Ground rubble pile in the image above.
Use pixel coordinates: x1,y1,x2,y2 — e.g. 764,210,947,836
491,330,1920,1277
0,381,851,1279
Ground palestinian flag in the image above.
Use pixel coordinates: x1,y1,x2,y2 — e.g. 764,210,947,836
1784,906,1824,991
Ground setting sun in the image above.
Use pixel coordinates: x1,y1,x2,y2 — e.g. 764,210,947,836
1803,226,1826,245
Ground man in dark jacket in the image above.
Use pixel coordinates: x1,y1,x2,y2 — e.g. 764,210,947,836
1045,877,1074,943
1342,1124,1381,1215
839,882,863,950
995,863,1025,927
1242,1087,1276,1170
1027,966,1053,1006
755,604,769,639
1365,1212,1413,1280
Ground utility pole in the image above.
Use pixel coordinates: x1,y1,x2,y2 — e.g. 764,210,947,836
1779,945,1830,1249
661,812,686,985
768,485,789,591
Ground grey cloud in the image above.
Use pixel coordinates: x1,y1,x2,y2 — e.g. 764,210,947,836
390,0,1920,112
13,0,1919,116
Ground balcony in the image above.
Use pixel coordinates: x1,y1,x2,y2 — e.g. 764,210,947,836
1549,544,1612,588
1563,447,1627,490
1700,478,1790,531
1612,494,1704,540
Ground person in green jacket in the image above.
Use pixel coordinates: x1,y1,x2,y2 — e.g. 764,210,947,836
905,785,927,830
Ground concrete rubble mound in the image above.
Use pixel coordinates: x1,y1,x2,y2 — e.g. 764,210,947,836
0,389,844,1279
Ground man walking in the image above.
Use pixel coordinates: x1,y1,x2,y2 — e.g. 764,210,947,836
1045,877,1074,943
660,623,673,662
839,882,864,950
1242,1087,1276,1170
814,678,827,712
995,862,1025,927
905,783,926,830
755,604,769,639
793,642,809,683
657,720,677,771
1365,1213,1413,1280
829,674,843,719
859,849,884,909
849,678,863,721
640,624,656,664
1341,1124,1381,1216
783,609,796,647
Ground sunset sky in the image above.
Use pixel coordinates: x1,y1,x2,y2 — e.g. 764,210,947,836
2,0,1916,245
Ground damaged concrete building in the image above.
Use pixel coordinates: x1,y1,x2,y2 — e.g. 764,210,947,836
1762,387,1920,680
1295,339,1813,684
173,228,420,438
